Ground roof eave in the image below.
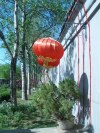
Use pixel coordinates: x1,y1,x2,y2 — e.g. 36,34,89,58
58,0,87,42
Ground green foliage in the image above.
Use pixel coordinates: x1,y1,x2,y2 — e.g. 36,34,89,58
33,83,57,118
33,78,80,121
0,64,10,79
17,90,22,98
24,0,73,42
0,64,21,79
0,102,24,129
0,101,56,129
0,85,10,102
59,78,80,101
0,0,73,82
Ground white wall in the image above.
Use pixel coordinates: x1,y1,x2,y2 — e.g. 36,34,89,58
90,7,100,133
50,1,100,132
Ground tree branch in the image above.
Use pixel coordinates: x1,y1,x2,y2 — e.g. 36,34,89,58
27,23,55,52
0,30,13,57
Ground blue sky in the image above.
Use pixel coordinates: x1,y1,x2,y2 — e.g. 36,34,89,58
0,47,8,64
0,40,9,64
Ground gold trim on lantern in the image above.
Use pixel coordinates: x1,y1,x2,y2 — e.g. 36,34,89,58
43,64,54,68
39,56,56,62
37,56,57,68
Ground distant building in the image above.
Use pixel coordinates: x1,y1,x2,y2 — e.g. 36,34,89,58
0,78,10,85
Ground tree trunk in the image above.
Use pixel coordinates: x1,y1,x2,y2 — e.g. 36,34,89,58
10,0,19,106
10,57,17,106
21,55,27,100
33,65,36,88
21,0,27,100
35,64,38,87
27,52,32,95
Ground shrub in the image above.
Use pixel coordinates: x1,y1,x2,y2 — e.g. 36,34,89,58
33,79,80,121
0,85,10,102
33,83,60,118
0,101,37,129
0,99,56,129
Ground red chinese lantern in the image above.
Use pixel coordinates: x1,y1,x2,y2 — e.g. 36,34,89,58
32,37,64,65
37,57,60,68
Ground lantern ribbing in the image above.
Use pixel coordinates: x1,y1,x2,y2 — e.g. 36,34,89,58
32,37,64,68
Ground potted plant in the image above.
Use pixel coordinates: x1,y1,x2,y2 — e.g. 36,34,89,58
33,78,80,132
57,78,80,131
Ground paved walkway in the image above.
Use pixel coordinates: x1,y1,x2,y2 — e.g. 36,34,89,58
31,127,58,133
0,127,58,133
0,124,90,133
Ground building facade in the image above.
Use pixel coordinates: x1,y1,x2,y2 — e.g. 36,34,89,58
50,0,100,132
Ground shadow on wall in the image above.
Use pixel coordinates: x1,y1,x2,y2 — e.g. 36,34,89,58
63,41,76,79
88,124,94,133
79,73,94,133
79,73,90,125
51,67,58,83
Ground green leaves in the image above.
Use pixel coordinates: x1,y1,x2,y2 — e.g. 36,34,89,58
0,64,10,79
0,0,73,67
59,78,80,101
33,79,80,121
0,64,21,79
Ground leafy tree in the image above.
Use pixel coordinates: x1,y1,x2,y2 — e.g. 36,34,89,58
0,0,73,104
0,64,10,79
22,0,73,94
0,0,19,106
0,64,21,79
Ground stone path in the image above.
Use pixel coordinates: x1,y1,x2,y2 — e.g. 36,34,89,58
0,127,58,133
